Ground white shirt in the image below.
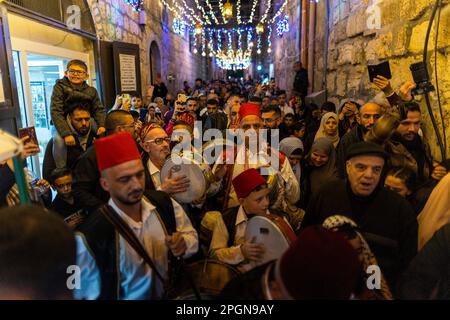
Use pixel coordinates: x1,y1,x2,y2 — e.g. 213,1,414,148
209,206,271,272
147,159,162,190
74,197,198,300
216,142,300,209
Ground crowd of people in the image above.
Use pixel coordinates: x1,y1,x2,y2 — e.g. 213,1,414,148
1,59,450,300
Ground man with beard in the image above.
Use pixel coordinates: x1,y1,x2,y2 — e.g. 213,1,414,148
261,105,287,141
336,102,382,178
303,141,417,293
43,102,96,181
74,132,198,300
386,102,447,184
72,110,137,212
212,103,299,211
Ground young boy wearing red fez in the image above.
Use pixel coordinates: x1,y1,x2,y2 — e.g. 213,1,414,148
74,132,198,300
206,168,292,273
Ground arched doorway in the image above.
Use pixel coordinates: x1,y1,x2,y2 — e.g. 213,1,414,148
149,41,161,84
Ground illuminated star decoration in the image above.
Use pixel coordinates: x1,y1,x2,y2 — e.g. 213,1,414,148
276,15,289,37
124,0,144,12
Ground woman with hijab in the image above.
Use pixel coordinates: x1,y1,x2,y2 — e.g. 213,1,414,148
314,112,340,148
300,137,338,209
280,137,304,186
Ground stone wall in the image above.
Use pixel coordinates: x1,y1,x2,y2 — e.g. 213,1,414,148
86,0,210,95
271,0,301,93
311,0,450,159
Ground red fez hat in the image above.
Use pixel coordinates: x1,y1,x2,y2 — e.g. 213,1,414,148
239,103,261,120
278,226,361,300
95,132,141,172
232,168,267,199
177,113,195,130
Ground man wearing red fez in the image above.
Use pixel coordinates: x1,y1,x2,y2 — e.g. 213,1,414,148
74,132,198,300
221,226,361,300
204,168,292,273
211,102,300,224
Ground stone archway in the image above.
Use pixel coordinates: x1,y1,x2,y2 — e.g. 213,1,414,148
149,41,161,84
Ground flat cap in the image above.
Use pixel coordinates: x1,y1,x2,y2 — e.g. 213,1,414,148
346,141,389,161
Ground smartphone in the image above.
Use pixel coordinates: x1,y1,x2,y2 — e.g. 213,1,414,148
122,93,131,101
18,126,38,145
368,61,392,82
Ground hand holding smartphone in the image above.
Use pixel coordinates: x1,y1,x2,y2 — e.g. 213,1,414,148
368,61,392,83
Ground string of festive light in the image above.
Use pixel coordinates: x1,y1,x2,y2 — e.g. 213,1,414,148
276,15,289,37
173,1,196,25
160,0,180,19
181,0,204,24
217,29,222,53
192,30,198,54
267,25,272,53
205,0,220,25
247,28,253,50
208,28,214,57
237,28,242,51
227,30,233,53
260,0,273,23
193,0,211,25
248,0,259,23
236,0,242,24
201,29,206,56
269,0,288,24
173,18,186,36
257,33,262,54
124,0,143,11
218,0,226,24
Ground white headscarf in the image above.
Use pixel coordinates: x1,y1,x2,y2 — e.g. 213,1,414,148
314,112,340,148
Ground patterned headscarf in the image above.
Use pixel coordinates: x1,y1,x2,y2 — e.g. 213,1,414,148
322,215,393,300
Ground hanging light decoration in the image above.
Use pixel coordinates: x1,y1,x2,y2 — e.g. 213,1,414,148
276,15,289,37
267,25,272,53
173,18,187,36
256,23,264,34
223,2,233,20
124,0,144,12
195,23,203,35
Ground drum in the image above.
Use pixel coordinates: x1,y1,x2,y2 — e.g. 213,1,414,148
244,214,297,267
169,259,241,300
160,151,213,203
201,138,235,166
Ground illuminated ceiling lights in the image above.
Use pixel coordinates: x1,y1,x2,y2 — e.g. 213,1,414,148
259,0,273,23
195,23,203,35
276,15,289,37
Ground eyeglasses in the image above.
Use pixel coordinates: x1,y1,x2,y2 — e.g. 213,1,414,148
118,124,135,130
144,137,171,145
262,117,279,124
68,69,86,75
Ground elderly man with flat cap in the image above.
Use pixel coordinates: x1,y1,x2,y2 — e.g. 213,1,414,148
303,141,417,294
